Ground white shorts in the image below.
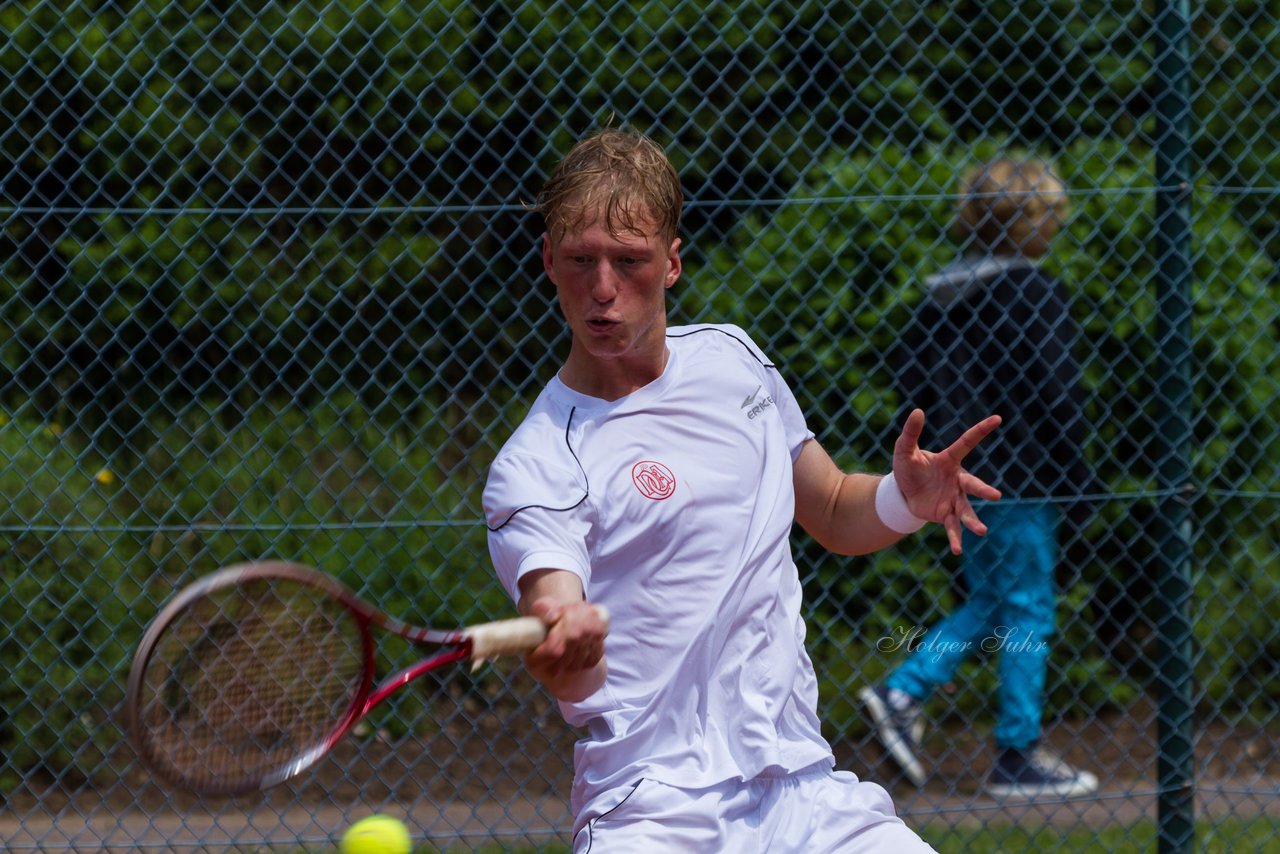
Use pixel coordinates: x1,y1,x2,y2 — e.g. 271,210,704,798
572,764,935,853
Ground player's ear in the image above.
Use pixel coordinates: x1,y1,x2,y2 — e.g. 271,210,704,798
664,237,682,289
541,233,556,280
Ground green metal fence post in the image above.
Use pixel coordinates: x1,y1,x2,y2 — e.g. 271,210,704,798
1152,1,1196,852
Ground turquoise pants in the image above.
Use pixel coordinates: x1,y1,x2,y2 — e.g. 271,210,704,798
885,502,1059,750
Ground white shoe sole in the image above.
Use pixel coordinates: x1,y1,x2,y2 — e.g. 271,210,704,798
858,687,926,787
987,770,1100,801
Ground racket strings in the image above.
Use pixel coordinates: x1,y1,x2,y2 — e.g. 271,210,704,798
138,578,365,792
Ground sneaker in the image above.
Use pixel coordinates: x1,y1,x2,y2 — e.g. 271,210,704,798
858,685,926,786
986,744,1099,800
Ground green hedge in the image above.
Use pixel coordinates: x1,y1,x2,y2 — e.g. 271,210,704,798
0,397,510,787
3,1,1277,429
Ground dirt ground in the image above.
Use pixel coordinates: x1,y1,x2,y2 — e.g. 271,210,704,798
852,697,1280,799
3,695,1277,851
847,696,1280,833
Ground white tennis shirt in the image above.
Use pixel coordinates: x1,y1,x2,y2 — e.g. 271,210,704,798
484,323,834,810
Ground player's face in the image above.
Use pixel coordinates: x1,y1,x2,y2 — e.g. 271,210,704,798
542,211,681,373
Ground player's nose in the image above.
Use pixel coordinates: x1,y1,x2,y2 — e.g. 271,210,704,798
589,266,619,302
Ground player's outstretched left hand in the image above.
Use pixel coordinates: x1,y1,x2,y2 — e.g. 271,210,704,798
892,408,1002,555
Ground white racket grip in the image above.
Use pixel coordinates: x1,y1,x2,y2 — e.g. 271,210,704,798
465,605,610,670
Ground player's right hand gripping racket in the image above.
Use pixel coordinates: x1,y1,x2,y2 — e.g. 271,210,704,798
125,561,607,795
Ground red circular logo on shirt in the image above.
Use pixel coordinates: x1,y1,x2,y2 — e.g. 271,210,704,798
632,461,677,500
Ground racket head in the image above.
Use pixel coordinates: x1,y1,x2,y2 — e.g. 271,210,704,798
125,561,375,795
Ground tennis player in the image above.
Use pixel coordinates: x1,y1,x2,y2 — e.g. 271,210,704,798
484,128,1001,852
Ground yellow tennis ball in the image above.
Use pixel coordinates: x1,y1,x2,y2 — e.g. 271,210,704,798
340,815,412,854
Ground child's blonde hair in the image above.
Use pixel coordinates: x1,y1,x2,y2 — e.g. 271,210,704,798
956,158,1068,258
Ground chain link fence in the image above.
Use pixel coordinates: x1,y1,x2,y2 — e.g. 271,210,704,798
1,0,1277,850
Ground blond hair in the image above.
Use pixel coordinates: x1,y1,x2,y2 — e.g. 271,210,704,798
537,128,682,245
956,158,1068,258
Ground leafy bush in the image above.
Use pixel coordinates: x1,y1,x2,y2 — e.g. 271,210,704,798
0,398,505,786
4,0,1277,438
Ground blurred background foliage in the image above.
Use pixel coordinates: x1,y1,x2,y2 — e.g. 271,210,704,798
0,0,1277,792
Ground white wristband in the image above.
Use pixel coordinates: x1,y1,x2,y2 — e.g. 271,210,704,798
875,472,927,534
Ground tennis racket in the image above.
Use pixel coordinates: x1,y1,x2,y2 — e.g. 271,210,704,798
125,560,605,795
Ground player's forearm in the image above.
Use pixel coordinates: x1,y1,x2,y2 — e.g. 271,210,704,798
810,472,908,556
793,441,910,556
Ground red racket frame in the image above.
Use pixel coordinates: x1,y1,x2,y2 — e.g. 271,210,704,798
127,561,501,794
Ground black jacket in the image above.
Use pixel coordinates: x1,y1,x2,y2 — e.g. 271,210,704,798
892,256,1091,500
